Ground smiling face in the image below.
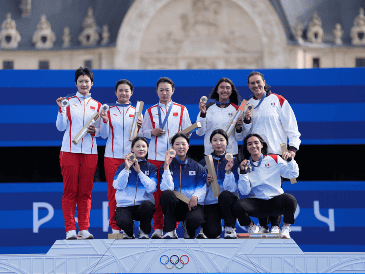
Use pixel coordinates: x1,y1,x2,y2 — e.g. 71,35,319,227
211,133,227,155
172,137,189,160
76,75,93,96
248,74,265,99
217,81,232,103
115,83,133,104
246,136,264,158
131,140,148,159
157,82,174,105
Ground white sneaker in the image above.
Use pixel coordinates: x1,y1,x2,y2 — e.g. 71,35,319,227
162,231,178,239
258,225,269,233
173,230,179,239
271,226,280,234
66,230,77,240
77,230,94,240
151,229,163,239
138,228,149,239
112,229,121,234
247,224,259,234
224,227,237,239
122,232,135,239
182,221,191,239
281,225,291,239
196,227,207,239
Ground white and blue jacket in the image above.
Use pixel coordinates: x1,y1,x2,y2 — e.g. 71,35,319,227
160,157,207,204
113,160,157,207
199,153,240,205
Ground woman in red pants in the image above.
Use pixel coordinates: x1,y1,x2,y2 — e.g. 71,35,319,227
56,67,101,240
99,79,142,234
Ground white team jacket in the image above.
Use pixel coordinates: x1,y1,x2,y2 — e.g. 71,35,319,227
243,93,301,154
100,104,143,159
141,101,192,161
196,103,244,155
232,154,299,200
56,92,101,154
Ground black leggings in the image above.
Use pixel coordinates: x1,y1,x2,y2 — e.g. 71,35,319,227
203,191,239,238
115,200,156,237
233,193,297,226
160,190,205,238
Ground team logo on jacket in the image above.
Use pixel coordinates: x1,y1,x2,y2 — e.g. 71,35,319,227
145,171,149,176
189,171,196,176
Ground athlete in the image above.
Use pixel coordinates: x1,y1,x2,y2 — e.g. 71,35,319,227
56,67,101,240
99,79,143,234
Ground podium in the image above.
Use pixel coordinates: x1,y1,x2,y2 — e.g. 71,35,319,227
0,239,364,273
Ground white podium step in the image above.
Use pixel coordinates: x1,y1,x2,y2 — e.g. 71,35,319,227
0,239,364,273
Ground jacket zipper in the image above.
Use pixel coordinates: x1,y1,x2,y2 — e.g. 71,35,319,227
179,164,182,193
134,173,138,205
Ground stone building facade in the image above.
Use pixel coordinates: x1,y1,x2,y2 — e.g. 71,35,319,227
0,0,364,70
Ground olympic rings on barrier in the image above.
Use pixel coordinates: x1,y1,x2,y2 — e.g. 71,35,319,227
160,254,190,269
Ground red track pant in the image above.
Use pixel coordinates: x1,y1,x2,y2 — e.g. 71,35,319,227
60,151,98,232
104,157,125,231
148,160,178,230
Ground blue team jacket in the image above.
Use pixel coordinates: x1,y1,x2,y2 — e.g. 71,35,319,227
199,153,240,205
160,157,207,204
113,160,157,207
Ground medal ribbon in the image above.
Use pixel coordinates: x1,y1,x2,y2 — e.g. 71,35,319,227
249,154,263,171
158,102,173,129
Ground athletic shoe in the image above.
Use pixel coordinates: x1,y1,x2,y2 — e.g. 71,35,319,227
138,229,149,239
162,231,178,239
247,224,259,234
271,226,280,234
112,229,121,234
196,227,207,239
182,221,191,239
66,230,77,240
151,229,163,239
281,225,291,239
173,230,179,239
224,227,237,239
77,230,94,240
122,232,135,239
258,225,269,233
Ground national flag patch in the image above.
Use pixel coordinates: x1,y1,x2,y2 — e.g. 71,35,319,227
145,171,149,176
90,106,95,110
271,103,275,106
189,171,196,176
129,114,134,117
265,164,270,167
228,113,233,117
173,112,178,116
113,114,117,116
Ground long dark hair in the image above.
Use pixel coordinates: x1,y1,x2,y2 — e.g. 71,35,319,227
209,77,241,105
242,133,268,160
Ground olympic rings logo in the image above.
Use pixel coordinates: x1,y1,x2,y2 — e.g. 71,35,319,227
160,255,189,269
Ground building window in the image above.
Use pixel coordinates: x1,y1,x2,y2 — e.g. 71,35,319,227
39,60,49,70
84,60,93,69
356,58,365,67
3,61,14,69
313,58,320,68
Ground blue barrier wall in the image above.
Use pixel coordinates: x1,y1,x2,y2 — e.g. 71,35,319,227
1,182,364,254
1,68,364,254
1,68,365,146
